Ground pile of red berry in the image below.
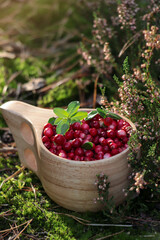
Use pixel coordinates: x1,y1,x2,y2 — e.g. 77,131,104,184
42,113,131,161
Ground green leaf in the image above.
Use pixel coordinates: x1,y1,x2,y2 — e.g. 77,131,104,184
97,108,107,118
71,111,88,121
53,108,69,118
82,142,93,150
107,113,122,120
70,118,81,124
85,110,98,120
54,117,63,125
56,119,70,135
67,101,80,117
48,117,55,125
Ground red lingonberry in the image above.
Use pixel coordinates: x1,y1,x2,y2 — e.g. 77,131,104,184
104,152,111,158
93,135,99,145
44,127,54,138
74,130,81,138
107,129,116,139
90,121,100,129
53,134,65,145
63,142,72,152
84,156,92,161
79,132,86,139
74,155,81,161
114,138,123,147
72,138,82,148
49,148,57,154
99,137,107,146
43,123,53,129
100,131,107,138
103,117,112,126
85,134,93,142
109,142,118,150
105,138,114,145
103,145,110,153
85,150,94,158
44,141,51,149
97,128,102,135
58,150,67,158
75,147,84,156
95,145,103,153
95,152,104,160
111,149,119,156
89,128,98,137
68,152,74,159
116,129,127,139
72,122,81,130
56,145,62,152
65,130,74,140
81,123,90,131
122,137,129,143
117,119,126,129
42,135,50,143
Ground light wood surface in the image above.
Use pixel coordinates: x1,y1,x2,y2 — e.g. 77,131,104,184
0,101,136,212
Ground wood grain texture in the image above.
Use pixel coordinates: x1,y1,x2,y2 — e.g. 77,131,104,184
0,101,136,212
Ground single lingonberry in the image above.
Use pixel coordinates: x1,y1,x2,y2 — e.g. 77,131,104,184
95,145,103,153
107,129,116,139
95,152,104,160
104,152,111,158
89,128,98,137
103,117,112,126
44,127,54,138
53,134,65,145
85,150,94,158
99,137,107,146
63,142,72,152
75,147,84,156
74,130,81,138
90,121,100,129
42,135,50,143
72,122,81,130
116,129,127,139
72,138,82,148
58,150,67,158
44,141,51,149
65,130,74,140
111,149,119,156
43,123,53,129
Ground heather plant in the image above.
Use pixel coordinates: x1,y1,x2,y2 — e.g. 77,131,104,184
78,0,160,97
112,25,160,200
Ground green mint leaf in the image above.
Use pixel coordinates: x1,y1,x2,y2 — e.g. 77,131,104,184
70,118,81,124
67,101,80,117
53,108,69,118
82,141,93,150
85,110,98,120
107,113,122,120
54,117,63,125
97,108,107,118
56,119,70,135
48,117,55,125
71,111,88,121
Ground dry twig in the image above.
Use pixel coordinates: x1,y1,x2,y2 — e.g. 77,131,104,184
0,165,25,189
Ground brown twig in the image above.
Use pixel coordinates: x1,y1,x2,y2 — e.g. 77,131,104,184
0,165,25,190
13,219,33,240
95,230,124,240
0,219,32,234
118,31,142,57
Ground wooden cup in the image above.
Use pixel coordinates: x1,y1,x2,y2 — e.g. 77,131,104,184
0,101,136,212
